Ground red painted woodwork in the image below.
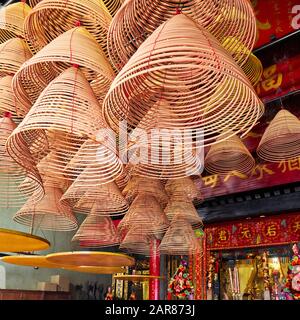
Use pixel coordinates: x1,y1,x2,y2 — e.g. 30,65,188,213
149,239,160,300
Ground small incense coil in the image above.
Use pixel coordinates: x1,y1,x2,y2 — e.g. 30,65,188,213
257,109,300,162
13,27,115,116
122,176,168,206
0,76,23,123
119,226,158,256
24,0,112,57
72,214,120,248
7,67,109,183
117,194,169,236
62,181,128,217
0,2,31,44
0,38,32,77
14,180,78,231
107,0,256,71
205,133,255,175
159,219,201,255
165,177,201,201
104,14,263,147
164,196,203,227
0,115,43,207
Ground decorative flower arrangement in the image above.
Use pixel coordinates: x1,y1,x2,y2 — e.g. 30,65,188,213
168,259,194,299
283,244,300,300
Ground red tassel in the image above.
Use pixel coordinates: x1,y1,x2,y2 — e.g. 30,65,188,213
4,112,12,118
75,20,81,27
175,7,181,15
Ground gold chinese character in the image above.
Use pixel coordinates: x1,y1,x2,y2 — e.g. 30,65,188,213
223,170,248,183
266,224,277,237
240,227,251,239
263,65,277,79
261,73,283,92
202,174,219,188
218,230,228,242
278,158,300,173
251,164,275,180
293,221,300,233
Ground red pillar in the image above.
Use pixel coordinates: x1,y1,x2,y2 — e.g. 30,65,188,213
149,239,160,300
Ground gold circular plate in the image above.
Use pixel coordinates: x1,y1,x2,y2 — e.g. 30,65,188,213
113,275,164,282
66,266,126,274
46,251,135,268
0,228,50,252
0,255,69,269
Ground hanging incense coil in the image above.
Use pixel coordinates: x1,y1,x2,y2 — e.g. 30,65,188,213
122,176,168,206
0,76,23,123
241,53,263,86
36,153,71,190
122,98,205,179
257,109,300,162
128,155,204,180
0,2,31,43
62,181,128,217
13,27,115,115
0,38,32,77
103,0,124,16
61,133,123,184
119,226,158,256
28,0,41,7
7,67,108,182
104,14,263,148
0,115,43,207
115,165,131,191
72,214,120,248
205,133,255,175
117,194,169,236
164,196,203,227
24,0,112,56
107,0,256,71
159,219,201,255
165,177,201,201
14,180,78,231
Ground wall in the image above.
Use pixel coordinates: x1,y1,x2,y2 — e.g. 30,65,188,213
0,206,112,299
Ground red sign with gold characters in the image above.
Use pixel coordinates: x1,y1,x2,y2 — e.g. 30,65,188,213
195,158,300,200
206,213,300,250
252,0,300,49
255,54,300,102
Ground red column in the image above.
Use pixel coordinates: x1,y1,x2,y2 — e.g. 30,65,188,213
149,239,160,300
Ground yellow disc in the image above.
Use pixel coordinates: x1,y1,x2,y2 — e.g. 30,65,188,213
0,228,50,252
0,255,69,269
113,274,164,282
46,251,135,267
65,266,126,274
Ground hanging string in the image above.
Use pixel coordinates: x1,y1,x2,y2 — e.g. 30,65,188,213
69,22,81,134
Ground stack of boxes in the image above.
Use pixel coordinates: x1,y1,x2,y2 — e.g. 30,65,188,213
37,275,70,292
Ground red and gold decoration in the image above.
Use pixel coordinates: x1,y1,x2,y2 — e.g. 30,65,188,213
168,258,194,300
255,55,300,102
283,244,300,300
206,213,300,250
252,0,299,49
195,159,300,199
